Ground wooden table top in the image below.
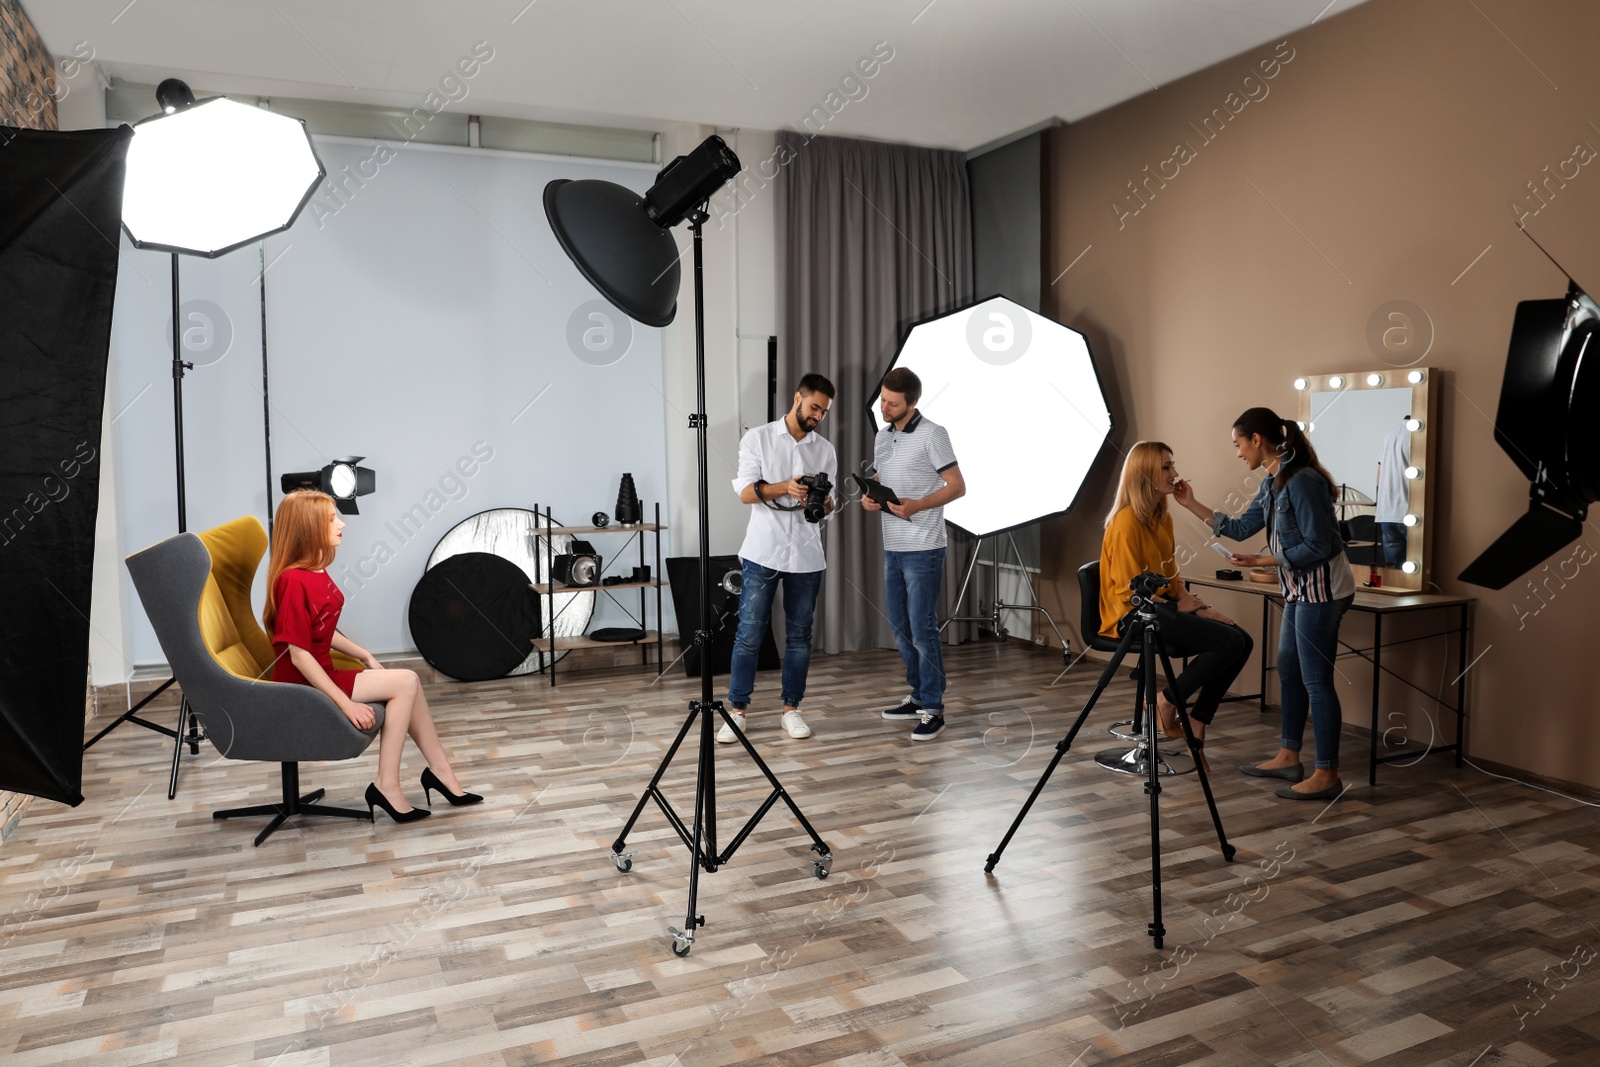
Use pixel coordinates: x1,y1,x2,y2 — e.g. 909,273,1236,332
1185,573,1476,612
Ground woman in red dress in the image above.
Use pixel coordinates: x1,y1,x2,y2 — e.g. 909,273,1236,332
265,489,480,822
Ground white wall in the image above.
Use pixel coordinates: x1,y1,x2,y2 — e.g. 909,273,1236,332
107,137,671,667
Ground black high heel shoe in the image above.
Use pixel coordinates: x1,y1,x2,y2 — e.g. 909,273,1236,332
421,767,483,807
366,783,431,823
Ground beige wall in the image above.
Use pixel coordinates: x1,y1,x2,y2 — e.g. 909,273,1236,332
1038,0,1600,790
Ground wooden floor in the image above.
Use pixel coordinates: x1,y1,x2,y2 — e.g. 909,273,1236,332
3,642,1598,1067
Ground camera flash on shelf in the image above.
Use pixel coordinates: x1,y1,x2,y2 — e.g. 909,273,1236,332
1366,373,1383,386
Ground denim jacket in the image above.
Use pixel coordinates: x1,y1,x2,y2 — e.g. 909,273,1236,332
1212,467,1345,570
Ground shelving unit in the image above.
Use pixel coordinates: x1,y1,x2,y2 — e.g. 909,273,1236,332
531,502,666,685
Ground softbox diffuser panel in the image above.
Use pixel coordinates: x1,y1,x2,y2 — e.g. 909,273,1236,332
0,126,132,806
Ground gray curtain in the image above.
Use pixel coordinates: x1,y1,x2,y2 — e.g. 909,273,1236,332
774,131,979,655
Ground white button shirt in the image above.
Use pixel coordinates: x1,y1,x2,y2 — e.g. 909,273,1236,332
732,417,838,573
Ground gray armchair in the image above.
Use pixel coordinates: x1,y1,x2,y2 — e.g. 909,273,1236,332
125,518,384,846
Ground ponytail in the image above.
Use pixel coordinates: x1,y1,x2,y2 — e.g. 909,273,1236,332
1233,407,1337,499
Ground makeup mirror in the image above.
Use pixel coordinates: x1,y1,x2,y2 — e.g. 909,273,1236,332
1296,368,1435,593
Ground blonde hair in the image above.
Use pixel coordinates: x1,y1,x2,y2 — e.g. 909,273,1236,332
1104,441,1173,530
264,490,338,632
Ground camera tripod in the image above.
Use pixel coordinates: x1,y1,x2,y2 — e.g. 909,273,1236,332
984,595,1236,950
609,206,831,958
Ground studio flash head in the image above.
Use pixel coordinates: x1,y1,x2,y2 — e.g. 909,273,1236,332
552,539,602,587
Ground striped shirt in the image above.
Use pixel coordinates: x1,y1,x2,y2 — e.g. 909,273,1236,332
872,411,959,551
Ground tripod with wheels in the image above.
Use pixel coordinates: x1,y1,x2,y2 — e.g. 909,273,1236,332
609,205,832,958
984,582,1236,950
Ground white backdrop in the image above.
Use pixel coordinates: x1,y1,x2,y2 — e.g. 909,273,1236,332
111,137,671,665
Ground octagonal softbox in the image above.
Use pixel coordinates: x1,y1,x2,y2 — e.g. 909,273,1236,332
870,295,1112,537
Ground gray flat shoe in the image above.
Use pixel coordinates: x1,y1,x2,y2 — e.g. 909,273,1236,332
1240,762,1304,782
1275,780,1343,801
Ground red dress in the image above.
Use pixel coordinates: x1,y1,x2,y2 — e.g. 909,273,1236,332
271,568,360,697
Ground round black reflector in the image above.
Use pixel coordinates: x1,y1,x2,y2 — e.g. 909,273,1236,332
408,552,540,682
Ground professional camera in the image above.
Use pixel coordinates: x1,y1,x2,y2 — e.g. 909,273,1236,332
797,472,832,523
1128,571,1170,605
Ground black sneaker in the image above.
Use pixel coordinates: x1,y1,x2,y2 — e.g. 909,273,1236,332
911,712,945,741
883,696,923,721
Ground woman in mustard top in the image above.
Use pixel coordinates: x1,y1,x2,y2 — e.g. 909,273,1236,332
1099,442,1253,765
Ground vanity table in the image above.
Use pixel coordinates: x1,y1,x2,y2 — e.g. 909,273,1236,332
1187,575,1474,787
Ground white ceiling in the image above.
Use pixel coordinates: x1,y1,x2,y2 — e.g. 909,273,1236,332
30,0,1364,151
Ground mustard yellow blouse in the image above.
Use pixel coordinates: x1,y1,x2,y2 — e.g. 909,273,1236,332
1099,506,1186,638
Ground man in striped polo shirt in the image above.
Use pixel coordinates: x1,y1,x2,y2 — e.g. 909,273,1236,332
862,367,965,741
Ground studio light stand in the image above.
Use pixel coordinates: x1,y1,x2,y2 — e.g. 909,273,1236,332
545,138,831,958
984,580,1236,951
943,529,1069,662
89,79,325,799
83,252,194,776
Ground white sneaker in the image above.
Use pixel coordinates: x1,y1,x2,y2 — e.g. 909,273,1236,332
781,710,812,739
717,710,746,744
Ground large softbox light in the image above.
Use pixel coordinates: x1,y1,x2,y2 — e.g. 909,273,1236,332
0,126,132,806
870,295,1113,537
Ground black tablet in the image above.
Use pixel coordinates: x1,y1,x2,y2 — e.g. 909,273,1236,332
850,473,903,508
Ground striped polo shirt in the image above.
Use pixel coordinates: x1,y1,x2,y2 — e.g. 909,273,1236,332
873,411,959,551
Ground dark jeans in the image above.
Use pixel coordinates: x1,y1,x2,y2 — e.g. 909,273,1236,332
1278,595,1353,770
1377,522,1408,568
885,548,946,711
727,559,822,710
1120,603,1253,725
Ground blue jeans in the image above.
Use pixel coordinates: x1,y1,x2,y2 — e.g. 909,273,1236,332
1377,522,1408,568
884,548,946,712
727,559,822,710
1278,596,1353,770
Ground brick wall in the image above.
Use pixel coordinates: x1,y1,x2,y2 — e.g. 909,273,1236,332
0,0,62,848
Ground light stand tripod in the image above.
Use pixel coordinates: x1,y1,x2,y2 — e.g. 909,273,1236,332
84,253,202,802
984,583,1236,950
943,530,1070,663
609,205,832,958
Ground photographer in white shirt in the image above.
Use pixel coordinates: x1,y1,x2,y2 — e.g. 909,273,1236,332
721,373,838,743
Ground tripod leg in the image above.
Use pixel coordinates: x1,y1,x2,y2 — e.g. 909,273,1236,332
986,624,1141,872
669,702,715,957
613,699,700,858
1142,626,1166,950
716,708,832,876
1153,638,1236,863
168,699,189,800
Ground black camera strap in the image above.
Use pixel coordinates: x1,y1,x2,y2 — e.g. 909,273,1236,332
753,478,801,512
